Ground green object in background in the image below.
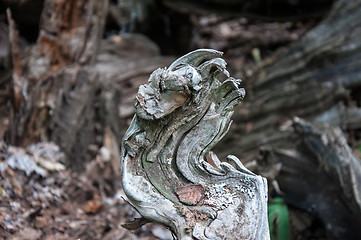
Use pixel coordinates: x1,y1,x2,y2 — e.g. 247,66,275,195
268,197,290,240
251,48,261,64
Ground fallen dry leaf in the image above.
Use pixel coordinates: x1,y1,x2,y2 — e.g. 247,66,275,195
81,198,103,214
34,216,47,229
11,227,42,240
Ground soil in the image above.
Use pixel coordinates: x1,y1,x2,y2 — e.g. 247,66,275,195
0,142,174,240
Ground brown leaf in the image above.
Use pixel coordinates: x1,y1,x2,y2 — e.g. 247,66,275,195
81,198,103,214
121,217,151,230
12,227,41,240
5,167,23,196
34,216,47,229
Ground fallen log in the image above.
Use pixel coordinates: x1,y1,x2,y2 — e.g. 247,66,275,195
256,118,361,239
216,0,361,163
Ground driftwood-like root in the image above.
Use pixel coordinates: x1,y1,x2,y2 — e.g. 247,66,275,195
121,49,270,239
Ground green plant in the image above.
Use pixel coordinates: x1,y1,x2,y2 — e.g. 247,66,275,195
268,197,290,240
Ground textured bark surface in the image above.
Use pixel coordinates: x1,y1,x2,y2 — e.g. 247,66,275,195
8,0,111,170
26,0,107,82
256,118,361,239
162,0,333,21
6,9,23,111
121,49,270,239
216,0,361,162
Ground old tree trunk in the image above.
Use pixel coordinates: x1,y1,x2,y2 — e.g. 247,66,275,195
7,0,119,171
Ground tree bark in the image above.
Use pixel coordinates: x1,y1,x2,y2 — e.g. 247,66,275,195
216,0,361,162
256,118,361,239
7,0,111,170
162,0,333,21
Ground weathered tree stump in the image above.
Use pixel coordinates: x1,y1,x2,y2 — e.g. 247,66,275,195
121,49,270,239
7,0,117,170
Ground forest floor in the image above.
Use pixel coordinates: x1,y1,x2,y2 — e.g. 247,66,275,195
0,141,174,240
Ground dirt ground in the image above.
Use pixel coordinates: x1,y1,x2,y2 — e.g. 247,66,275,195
0,141,175,240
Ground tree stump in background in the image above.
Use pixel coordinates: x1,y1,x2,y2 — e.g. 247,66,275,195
7,0,114,170
121,49,270,239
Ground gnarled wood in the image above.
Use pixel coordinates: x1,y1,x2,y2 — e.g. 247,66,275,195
121,49,270,239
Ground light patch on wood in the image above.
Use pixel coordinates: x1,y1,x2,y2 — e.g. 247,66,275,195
175,184,205,205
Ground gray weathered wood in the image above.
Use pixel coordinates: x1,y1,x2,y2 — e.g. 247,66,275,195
216,0,361,163
256,118,361,239
121,49,270,239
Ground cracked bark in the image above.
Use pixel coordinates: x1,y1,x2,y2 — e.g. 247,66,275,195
256,118,361,239
7,0,115,170
216,0,361,162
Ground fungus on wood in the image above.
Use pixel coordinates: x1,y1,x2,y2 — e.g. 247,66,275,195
121,49,270,239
